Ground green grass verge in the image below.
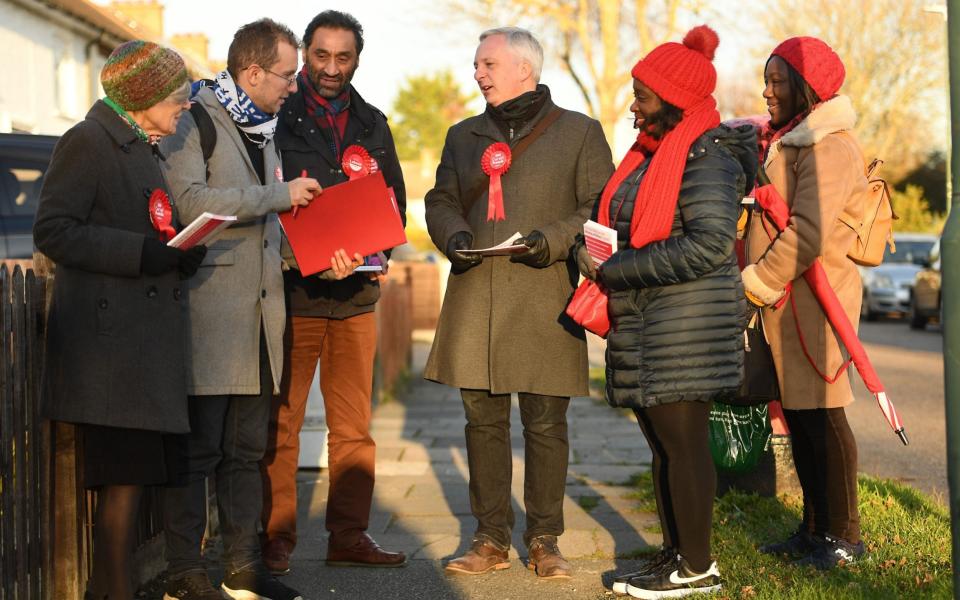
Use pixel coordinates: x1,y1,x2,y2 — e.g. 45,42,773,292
589,366,606,395
629,471,952,599
578,495,600,512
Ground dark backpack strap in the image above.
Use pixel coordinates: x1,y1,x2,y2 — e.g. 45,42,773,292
511,107,564,162
188,103,217,176
459,107,565,220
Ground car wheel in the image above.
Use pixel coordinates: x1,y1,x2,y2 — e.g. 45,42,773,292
908,295,926,330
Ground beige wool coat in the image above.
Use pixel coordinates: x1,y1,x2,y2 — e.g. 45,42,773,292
423,96,614,397
743,95,869,410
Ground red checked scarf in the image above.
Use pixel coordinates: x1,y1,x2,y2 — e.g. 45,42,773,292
299,67,350,157
596,97,721,248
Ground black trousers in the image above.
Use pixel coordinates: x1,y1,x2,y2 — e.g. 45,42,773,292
784,407,860,543
634,401,715,572
161,336,272,577
460,389,570,549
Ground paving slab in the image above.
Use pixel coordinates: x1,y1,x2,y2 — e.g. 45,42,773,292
145,341,659,599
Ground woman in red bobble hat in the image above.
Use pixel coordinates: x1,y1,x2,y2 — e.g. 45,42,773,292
743,37,869,569
572,25,758,598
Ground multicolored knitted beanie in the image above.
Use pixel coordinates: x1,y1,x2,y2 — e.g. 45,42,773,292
100,41,188,111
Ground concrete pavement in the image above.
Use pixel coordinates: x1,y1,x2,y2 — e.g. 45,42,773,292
846,320,947,499
277,339,659,599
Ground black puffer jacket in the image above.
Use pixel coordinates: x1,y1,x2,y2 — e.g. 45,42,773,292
597,124,758,409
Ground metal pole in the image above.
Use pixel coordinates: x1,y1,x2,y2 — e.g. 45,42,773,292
943,1,960,596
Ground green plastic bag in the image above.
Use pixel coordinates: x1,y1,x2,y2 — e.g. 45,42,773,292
708,403,771,473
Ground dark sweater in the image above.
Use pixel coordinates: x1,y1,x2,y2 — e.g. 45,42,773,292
275,85,406,319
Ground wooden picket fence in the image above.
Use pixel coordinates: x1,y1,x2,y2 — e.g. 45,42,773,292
0,259,436,598
0,264,166,600
0,265,51,600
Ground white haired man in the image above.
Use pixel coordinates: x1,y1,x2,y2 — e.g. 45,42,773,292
424,27,613,579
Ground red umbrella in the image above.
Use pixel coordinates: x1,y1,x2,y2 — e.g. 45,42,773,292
753,184,909,445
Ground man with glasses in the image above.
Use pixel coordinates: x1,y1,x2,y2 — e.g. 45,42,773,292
159,18,321,600
259,9,407,576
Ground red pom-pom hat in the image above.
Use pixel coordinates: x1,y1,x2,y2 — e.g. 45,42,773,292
630,24,719,110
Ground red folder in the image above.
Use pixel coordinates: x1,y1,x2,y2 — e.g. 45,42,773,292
279,171,406,275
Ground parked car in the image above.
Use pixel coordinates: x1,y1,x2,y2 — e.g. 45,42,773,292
0,133,58,260
910,239,941,329
860,233,937,321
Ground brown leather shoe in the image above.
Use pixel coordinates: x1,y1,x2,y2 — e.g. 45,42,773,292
326,532,407,567
262,538,292,576
444,537,511,575
527,535,572,579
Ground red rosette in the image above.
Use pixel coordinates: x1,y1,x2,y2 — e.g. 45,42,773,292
148,188,176,242
481,142,512,221
342,144,379,181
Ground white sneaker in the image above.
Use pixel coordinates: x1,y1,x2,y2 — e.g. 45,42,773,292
625,555,722,599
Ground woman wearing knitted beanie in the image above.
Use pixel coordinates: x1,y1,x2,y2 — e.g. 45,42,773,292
742,37,868,570
33,41,204,599
573,26,757,598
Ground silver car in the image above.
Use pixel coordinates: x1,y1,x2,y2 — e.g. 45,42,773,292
860,233,937,321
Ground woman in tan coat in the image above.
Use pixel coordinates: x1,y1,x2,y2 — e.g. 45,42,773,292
742,37,869,570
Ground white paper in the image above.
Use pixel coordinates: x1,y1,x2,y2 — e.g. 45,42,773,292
458,232,528,256
583,220,617,266
355,265,383,272
168,212,237,249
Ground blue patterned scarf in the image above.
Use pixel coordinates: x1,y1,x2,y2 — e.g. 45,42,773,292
193,70,277,148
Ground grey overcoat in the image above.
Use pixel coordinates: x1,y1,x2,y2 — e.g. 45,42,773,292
33,100,190,433
160,88,290,396
423,95,614,397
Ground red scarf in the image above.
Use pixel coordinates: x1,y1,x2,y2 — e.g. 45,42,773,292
596,97,721,248
299,67,350,157
757,104,822,165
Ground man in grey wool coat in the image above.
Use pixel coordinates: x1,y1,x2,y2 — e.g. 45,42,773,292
158,18,321,600
424,26,613,579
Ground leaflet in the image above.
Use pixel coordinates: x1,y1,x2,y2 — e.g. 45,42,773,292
458,232,528,256
583,220,617,265
168,212,237,249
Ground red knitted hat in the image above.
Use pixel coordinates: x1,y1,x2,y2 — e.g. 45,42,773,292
630,25,719,110
770,36,845,101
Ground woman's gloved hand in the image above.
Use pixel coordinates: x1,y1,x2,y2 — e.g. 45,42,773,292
446,231,482,273
178,245,208,279
140,237,183,275
573,235,597,281
510,230,550,267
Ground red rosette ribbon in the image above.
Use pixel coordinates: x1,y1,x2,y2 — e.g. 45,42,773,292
481,142,511,221
341,145,379,181
148,188,176,242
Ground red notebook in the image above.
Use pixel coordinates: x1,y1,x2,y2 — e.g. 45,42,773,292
279,171,406,276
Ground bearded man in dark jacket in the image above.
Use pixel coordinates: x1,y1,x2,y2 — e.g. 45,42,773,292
424,26,613,579
260,10,407,575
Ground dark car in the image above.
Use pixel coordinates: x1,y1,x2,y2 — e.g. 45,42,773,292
0,133,58,260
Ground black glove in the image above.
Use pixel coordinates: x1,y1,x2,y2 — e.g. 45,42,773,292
510,230,550,267
140,237,183,275
573,235,597,281
446,231,482,273
178,245,208,279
